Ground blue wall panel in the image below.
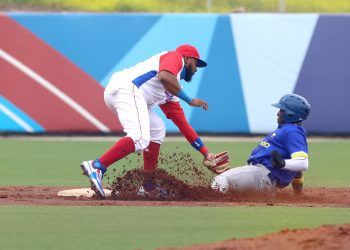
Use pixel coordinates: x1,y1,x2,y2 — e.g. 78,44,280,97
294,15,350,134
231,14,318,133
10,13,161,82
0,96,44,132
1,13,350,134
191,16,249,133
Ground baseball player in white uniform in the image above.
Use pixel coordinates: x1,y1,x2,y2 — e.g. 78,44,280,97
80,44,229,198
211,94,311,195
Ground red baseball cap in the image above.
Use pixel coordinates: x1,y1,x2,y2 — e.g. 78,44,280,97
176,44,207,67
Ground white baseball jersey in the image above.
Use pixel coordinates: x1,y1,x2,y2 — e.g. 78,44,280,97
105,51,184,107
104,50,186,152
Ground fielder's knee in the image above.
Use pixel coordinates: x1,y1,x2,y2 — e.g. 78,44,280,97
132,136,150,152
150,128,166,145
150,116,166,145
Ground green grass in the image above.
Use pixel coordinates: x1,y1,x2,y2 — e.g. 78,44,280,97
0,138,349,187
306,141,350,187
1,206,350,250
2,0,350,13
1,138,349,249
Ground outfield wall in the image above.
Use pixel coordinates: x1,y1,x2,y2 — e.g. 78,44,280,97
0,13,349,134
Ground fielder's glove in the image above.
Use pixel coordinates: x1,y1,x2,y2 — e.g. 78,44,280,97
203,151,230,174
271,150,286,169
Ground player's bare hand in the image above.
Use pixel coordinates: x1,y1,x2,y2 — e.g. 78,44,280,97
190,98,208,110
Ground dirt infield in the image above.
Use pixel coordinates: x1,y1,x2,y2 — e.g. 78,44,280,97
1,166,349,249
163,224,350,250
1,165,350,207
1,164,349,207
0,185,349,207
1,187,349,250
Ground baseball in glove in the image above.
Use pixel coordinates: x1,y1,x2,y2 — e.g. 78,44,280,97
203,151,230,174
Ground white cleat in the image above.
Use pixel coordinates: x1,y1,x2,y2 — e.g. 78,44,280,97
80,160,106,198
137,185,170,199
211,179,228,193
137,186,151,197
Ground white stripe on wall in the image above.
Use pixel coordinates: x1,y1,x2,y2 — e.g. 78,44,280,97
0,49,110,132
0,103,34,132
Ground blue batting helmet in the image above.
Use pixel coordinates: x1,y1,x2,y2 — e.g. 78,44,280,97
272,94,311,123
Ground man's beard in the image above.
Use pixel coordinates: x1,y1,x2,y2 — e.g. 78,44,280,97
184,66,194,82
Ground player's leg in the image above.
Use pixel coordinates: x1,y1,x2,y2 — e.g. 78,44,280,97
143,109,166,172
137,109,168,197
101,80,150,165
211,165,275,193
81,79,150,197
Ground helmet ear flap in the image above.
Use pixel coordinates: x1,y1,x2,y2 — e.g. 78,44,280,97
284,112,294,121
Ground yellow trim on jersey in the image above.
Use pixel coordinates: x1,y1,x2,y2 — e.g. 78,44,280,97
291,151,308,159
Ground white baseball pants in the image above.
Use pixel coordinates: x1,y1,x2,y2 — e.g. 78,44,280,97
211,164,275,193
104,77,166,152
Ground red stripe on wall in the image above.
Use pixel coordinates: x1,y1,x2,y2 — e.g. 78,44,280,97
0,58,98,131
0,15,122,132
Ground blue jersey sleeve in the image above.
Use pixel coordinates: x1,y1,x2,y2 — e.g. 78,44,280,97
285,129,308,157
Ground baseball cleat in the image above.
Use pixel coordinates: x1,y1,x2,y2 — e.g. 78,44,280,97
80,160,105,198
137,185,171,199
137,185,151,197
211,179,228,193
